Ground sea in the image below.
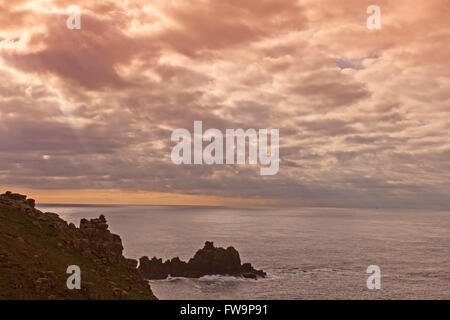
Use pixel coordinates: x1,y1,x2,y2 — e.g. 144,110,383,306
36,205,450,299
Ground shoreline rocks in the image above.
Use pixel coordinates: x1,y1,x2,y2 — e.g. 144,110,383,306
0,191,157,300
138,241,266,280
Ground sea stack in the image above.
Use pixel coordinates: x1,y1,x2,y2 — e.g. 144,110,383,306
138,241,266,280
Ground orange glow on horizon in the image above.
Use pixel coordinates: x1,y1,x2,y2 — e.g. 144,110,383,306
1,186,279,207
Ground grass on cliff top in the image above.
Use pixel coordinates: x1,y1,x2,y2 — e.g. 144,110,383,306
0,203,156,300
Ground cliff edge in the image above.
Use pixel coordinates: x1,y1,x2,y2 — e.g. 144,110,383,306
0,191,157,300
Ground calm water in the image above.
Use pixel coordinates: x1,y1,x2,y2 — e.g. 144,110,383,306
37,205,450,299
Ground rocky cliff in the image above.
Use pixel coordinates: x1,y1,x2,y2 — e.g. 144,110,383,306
138,241,266,280
0,191,157,300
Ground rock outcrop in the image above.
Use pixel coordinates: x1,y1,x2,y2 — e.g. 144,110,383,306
0,191,157,300
138,241,266,280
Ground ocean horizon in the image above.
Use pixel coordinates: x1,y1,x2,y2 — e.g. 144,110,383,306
36,204,450,299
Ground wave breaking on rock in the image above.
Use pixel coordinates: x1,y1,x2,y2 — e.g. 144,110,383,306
138,241,266,280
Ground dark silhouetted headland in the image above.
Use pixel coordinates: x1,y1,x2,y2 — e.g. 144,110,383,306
0,191,157,300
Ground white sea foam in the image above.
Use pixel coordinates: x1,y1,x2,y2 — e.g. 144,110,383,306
149,274,267,283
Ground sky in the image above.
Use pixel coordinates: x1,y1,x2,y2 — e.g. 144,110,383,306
0,0,449,207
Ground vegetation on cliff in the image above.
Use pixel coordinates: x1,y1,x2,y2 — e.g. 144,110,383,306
0,191,157,300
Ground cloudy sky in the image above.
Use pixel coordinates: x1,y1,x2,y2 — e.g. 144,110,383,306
0,0,449,207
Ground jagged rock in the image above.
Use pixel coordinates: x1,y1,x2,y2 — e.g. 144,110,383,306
3,192,26,201
0,191,157,300
188,242,242,275
138,241,266,280
26,199,35,208
138,257,168,279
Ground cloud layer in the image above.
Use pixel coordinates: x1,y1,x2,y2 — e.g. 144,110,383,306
1,0,449,207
